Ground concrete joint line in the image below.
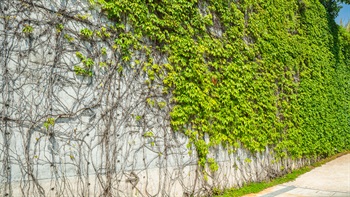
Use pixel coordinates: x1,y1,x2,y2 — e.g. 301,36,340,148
261,186,296,197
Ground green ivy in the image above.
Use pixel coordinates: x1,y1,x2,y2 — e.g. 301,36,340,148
88,0,350,171
80,28,94,39
43,118,55,130
56,24,64,33
22,24,33,35
74,52,94,76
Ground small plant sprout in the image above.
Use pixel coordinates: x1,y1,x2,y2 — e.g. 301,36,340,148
244,158,252,163
75,13,91,20
208,158,219,171
74,66,93,77
43,117,55,130
75,52,84,60
135,115,142,121
158,101,166,109
22,24,34,35
146,98,155,107
64,34,74,42
82,58,94,68
80,28,93,39
99,62,107,67
143,131,154,138
56,24,64,33
101,47,107,55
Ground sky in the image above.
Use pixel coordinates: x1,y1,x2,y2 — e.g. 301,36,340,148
335,3,350,25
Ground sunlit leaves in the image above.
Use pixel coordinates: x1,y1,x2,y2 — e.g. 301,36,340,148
95,0,350,171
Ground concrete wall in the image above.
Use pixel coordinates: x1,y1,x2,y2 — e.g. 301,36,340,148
0,0,310,196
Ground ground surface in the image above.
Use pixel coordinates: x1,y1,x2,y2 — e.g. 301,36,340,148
243,154,350,197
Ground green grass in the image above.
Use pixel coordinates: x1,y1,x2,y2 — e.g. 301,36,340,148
213,151,349,197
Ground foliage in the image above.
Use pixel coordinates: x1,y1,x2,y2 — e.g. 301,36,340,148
340,20,350,32
89,0,350,172
143,131,154,138
214,167,311,197
319,0,350,18
80,28,93,39
64,34,74,42
56,24,64,33
215,152,349,197
43,118,55,130
74,52,94,76
74,66,93,76
22,24,33,35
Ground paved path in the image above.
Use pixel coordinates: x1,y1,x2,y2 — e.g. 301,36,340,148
244,154,350,197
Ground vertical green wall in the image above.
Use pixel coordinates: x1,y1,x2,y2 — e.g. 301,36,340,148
94,0,350,167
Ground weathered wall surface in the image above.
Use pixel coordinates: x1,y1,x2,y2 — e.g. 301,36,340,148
0,0,310,196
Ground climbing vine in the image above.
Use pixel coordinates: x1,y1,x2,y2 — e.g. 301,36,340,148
0,0,350,196
1,0,349,196
88,0,350,169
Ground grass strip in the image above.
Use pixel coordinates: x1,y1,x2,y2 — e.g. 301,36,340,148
214,151,349,197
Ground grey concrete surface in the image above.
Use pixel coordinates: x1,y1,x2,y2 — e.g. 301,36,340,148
244,154,350,197
284,154,350,193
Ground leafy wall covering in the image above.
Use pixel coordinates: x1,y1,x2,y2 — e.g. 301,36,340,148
94,0,350,165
